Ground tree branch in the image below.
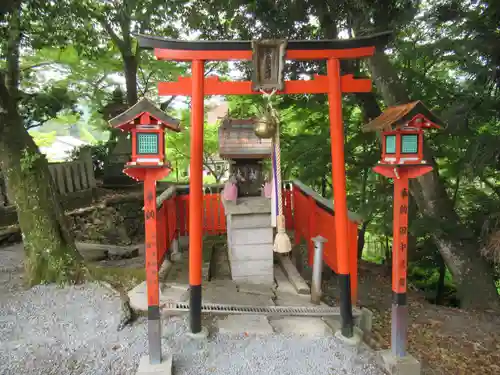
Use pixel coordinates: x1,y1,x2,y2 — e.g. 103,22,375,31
95,14,126,51
160,96,177,110
482,177,500,199
20,62,56,72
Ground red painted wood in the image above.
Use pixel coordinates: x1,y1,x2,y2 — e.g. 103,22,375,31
177,195,189,236
143,174,159,307
174,194,226,236
284,188,294,230
157,203,169,266
348,220,359,302
393,176,409,295
289,184,359,302
292,189,309,245
168,198,177,244
307,196,317,266
158,74,371,96
154,46,376,61
315,207,337,270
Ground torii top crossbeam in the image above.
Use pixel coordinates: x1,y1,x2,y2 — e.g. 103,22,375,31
137,32,391,60
136,32,392,96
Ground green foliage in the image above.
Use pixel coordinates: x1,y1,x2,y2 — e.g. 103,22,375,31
18,86,79,130
31,131,57,147
20,149,41,172
166,107,228,182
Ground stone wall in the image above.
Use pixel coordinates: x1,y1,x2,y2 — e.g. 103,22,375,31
67,192,145,246
0,190,95,227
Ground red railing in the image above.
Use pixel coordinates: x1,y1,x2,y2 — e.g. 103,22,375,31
156,193,178,266
155,181,360,302
175,193,226,236
291,181,360,302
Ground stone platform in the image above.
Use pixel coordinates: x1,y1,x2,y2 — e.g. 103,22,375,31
223,196,274,285
128,257,342,337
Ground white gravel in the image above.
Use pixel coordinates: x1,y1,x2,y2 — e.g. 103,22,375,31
0,244,383,375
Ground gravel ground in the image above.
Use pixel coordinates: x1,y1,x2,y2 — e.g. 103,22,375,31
0,243,383,375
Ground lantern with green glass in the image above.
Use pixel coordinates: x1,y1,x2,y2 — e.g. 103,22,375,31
380,114,440,166
110,98,181,169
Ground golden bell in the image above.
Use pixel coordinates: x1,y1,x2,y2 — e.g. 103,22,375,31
254,115,277,139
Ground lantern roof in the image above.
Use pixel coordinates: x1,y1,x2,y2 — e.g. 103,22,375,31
109,98,181,132
218,117,272,159
362,101,444,132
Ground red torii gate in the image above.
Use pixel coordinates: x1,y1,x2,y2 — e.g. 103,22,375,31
137,31,391,348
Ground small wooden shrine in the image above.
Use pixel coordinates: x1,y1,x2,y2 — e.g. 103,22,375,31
218,117,272,197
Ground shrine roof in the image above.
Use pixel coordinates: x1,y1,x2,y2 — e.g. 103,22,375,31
136,31,392,52
362,101,444,132
218,117,272,159
109,98,181,132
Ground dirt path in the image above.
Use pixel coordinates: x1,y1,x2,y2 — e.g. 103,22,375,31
321,261,500,375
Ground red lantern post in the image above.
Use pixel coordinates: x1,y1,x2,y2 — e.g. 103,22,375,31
109,98,180,365
364,101,442,360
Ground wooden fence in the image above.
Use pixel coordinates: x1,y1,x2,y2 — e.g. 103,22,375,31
0,149,96,207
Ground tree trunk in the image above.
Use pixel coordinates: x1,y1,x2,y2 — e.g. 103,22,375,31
103,52,137,187
357,221,368,260
364,50,499,309
436,255,447,305
0,4,84,285
0,122,85,285
384,235,392,276
321,176,327,197
123,54,138,106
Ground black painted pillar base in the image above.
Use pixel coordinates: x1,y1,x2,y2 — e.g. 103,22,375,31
338,273,354,338
190,284,202,333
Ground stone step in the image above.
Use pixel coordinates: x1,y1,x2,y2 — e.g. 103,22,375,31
277,255,310,295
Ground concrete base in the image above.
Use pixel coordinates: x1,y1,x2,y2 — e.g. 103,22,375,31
269,317,332,336
186,326,209,340
322,316,341,333
358,307,373,334
277,255,310,295
202,286,274,306
378,350,421,375
334,327,363,347
274,267,298,295
128,282,189,312
136,354,172,375
170,252,183,262
236,283,275,297
217,315,273,335
158,260,173,279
